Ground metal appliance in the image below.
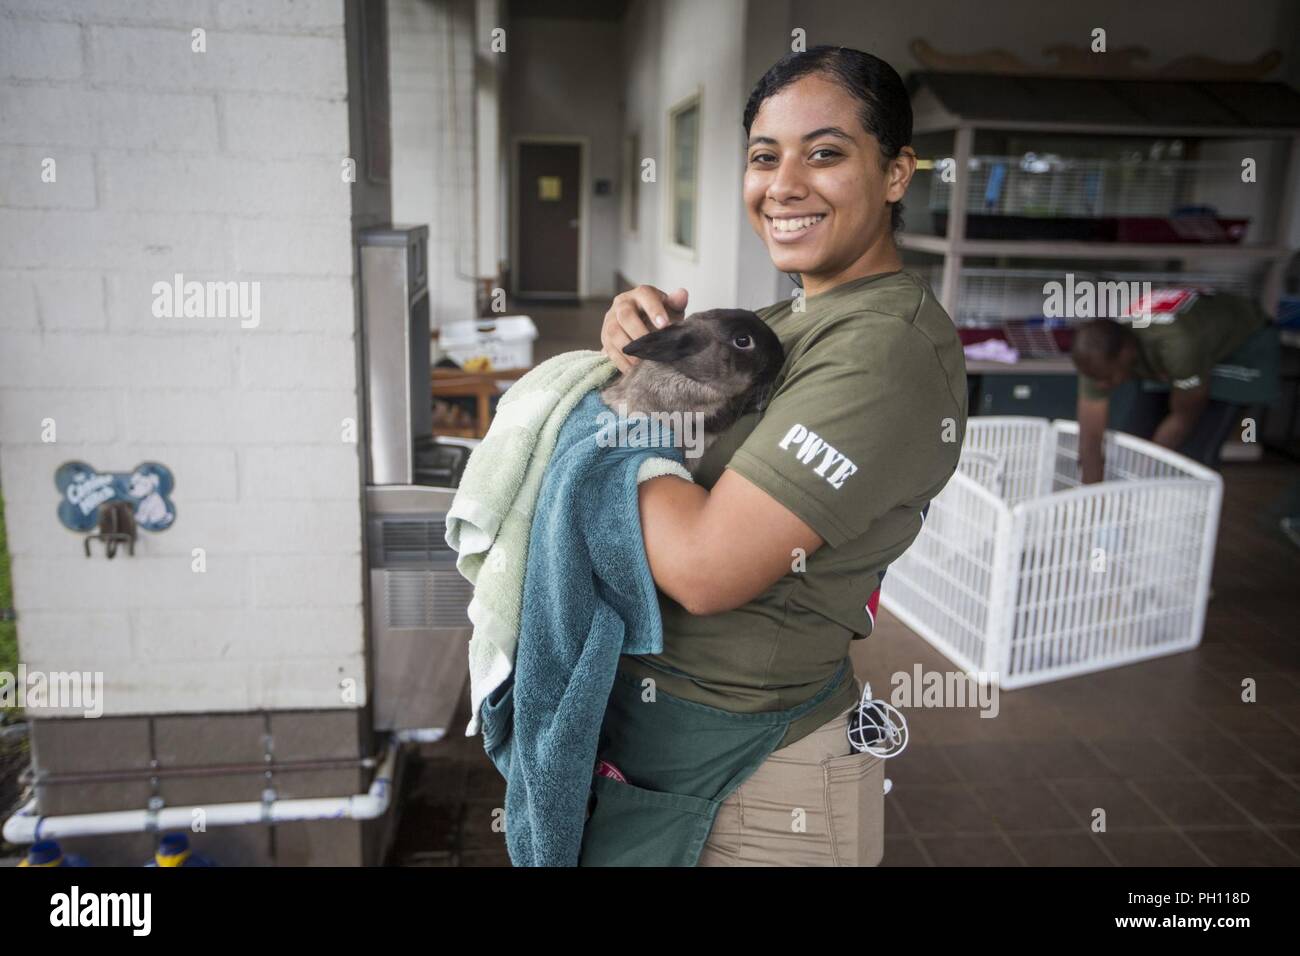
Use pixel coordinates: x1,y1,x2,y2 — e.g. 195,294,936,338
358,225,474,737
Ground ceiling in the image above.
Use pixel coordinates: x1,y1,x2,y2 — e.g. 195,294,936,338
507,0,629,21
909,71,1300,129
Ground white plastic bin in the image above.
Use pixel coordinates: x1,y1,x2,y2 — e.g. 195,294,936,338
438,315,538,369
881,417,1223,687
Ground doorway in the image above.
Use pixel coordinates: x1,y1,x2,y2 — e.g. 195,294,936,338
514,139,585,299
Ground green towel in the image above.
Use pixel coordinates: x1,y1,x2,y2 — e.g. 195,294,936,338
445,350,619,736
480,389,694,865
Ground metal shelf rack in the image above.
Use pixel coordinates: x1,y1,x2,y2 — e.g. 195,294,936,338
904,72,1300,326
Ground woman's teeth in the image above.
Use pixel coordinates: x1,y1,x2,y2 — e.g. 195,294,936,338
769,214,825,234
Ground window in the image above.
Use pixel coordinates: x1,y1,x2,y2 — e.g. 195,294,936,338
668,94,700,252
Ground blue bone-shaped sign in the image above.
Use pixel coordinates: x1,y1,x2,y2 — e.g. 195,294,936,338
55,461,176,533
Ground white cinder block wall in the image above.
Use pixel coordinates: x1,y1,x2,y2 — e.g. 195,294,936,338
388,0,477,327
0,0,368,715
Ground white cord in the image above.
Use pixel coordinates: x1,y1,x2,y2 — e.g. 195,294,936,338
846,681,909,759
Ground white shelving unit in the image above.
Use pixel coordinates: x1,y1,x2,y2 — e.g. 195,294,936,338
904,72,1300,343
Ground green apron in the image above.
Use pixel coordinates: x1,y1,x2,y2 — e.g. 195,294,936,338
578,656,857,867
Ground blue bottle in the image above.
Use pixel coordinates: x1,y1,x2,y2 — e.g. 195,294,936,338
144,832,216,867
18,839,89,867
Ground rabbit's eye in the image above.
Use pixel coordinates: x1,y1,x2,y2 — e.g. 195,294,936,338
733,335,753,350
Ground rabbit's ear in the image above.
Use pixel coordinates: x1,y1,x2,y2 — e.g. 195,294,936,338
620,323,705,363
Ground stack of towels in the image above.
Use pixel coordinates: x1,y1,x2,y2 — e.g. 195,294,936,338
444,349,692,865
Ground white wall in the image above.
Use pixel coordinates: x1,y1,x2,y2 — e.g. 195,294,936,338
617,0,750,313
475,0,504,283
736,0,796,311
388,0,478,325
0,0,367,715
617,0,664,295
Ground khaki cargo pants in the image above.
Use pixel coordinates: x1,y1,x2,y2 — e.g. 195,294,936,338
697,704,886,866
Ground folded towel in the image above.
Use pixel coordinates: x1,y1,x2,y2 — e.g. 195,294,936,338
479,388,693,866
963,338,1020,364
445,350,619,736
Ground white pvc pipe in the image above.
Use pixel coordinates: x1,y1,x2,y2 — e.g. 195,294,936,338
3,736,399,845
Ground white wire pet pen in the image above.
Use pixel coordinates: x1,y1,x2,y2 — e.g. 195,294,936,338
882,418,1223,687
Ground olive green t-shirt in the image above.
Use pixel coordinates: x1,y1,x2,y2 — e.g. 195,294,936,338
619,270,968,748
1078,293,1271,400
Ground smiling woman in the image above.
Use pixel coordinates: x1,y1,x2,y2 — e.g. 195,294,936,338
591,46,968,868
742,48,917,296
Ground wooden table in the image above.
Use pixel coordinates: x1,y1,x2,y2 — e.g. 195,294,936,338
431,367,529,438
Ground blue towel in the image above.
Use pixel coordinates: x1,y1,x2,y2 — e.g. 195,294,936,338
478,388,692,866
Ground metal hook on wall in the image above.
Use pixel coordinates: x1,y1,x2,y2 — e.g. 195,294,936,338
84,500,137,559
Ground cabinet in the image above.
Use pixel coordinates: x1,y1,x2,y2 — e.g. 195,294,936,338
974,370,1136,426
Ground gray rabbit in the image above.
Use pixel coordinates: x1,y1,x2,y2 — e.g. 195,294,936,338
600,309,785,472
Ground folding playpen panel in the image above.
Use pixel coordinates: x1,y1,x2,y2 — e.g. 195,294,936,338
882,456,1008,675
1001,475,1220,686
882,417,1222,688
959,417,1051,504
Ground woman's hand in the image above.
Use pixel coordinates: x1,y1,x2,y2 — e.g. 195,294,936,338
601,285,689,374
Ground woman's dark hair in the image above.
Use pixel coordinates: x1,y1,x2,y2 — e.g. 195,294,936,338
743,45,912,234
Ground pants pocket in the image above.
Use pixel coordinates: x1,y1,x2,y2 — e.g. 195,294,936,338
480,679,514,776
579,773,719,867
823,748,885,867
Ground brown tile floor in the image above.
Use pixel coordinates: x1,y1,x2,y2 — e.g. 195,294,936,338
523,296,610,364
394,301,1300,866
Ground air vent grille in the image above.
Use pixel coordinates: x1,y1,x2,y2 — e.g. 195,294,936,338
383,569,472,629
380,517,450,564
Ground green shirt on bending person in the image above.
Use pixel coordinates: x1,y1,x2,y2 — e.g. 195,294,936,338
1072,292,1274,483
